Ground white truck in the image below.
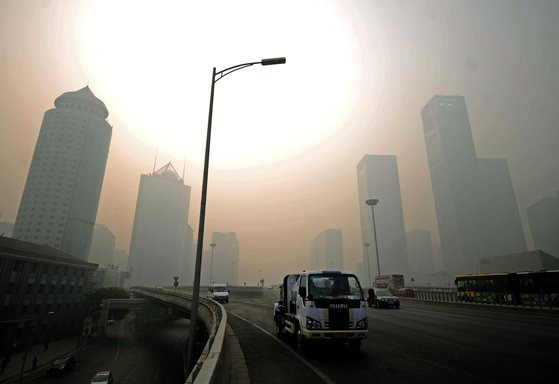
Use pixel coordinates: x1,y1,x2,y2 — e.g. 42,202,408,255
273,270,368,351
208,283,229,303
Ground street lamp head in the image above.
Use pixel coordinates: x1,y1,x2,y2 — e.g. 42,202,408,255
365,198,379,206
261,57,286,66
210,243,217,247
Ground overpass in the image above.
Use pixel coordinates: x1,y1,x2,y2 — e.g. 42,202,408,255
129,287,227,384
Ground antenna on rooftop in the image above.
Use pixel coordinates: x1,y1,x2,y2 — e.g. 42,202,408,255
153,148,158,174
182,157,186,182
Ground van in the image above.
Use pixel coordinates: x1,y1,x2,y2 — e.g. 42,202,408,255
208,283,229,303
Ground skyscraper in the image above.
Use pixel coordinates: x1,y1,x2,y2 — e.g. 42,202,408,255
477,158,527,256
310,229,344,270
12,87,112,260
357,155,409,280
128,163,191,287
406,229,435,280
421,95,490,276
527,193,559,258
88,224,116,268
422,95,528,276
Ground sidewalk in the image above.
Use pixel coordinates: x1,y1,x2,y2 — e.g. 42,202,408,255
0,337,80,384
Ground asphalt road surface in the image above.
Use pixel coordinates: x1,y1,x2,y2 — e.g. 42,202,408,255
34,315,188,384
226,298,559,384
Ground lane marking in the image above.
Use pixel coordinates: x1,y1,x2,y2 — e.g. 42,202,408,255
229,312,336,384
112,340,121,364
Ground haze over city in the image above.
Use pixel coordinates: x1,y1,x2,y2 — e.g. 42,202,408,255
1,0,558,285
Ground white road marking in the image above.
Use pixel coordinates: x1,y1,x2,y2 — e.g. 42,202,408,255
229,312,337,384
123,367,135,384
112,340,121,364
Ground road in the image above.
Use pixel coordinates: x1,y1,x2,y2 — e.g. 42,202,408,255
35,315,188,384
226,298,559,384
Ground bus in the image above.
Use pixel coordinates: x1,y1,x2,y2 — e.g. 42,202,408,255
373,274,405,293
455,270,559,307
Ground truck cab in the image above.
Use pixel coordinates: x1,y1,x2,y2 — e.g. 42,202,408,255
273,270,368,351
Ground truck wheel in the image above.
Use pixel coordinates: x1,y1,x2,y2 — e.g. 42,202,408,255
348,339,361,352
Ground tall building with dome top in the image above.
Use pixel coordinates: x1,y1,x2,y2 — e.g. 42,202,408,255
127,162,192,287
12,86,112,260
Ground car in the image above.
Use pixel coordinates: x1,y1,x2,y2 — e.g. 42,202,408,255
372,289,400,308
207,283,229,303
46,356,76,376
107,319,115,326
91,370,114,384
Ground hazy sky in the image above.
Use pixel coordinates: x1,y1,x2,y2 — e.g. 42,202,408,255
1,0,558,284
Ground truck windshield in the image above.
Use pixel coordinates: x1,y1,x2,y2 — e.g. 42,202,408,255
213,287,227,292
308,274,364,300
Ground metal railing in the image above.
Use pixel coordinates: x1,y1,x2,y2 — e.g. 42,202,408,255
402,287,458,303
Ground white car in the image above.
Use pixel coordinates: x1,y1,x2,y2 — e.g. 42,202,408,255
208,283,229,303
91,371,113,384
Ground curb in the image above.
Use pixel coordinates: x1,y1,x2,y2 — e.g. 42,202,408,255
224,323,250,384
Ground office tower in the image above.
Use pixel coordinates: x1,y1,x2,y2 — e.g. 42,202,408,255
88,224,116,267
113,248,129,271
12,87,112,260
128,163,191,287
477,158,527,255
527,192,559,258
357,155,409,280
406,229,435,278
210,232,240,286
432,243,444,272
0,217,13,237
421,95,489,276
310,229,344,270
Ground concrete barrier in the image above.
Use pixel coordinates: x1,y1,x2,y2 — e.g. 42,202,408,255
130,287,228,384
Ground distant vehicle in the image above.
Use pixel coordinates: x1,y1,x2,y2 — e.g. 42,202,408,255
91,371,114,384
107,319,115,326
370,289,400,308
395,287,415,298
208,283,229,303
46,356,76,376
273,270,368,351
373,274,405,293
455,270,559,307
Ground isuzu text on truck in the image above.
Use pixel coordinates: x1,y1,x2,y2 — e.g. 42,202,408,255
273,270,368,351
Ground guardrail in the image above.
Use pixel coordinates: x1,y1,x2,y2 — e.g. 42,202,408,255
130,287,227,384
396,287,559,314
400,287,458,303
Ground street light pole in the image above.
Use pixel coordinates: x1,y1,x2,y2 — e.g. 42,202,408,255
363,243,371,287
186,57,286,374
209,243,217,286
365,199,381,278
